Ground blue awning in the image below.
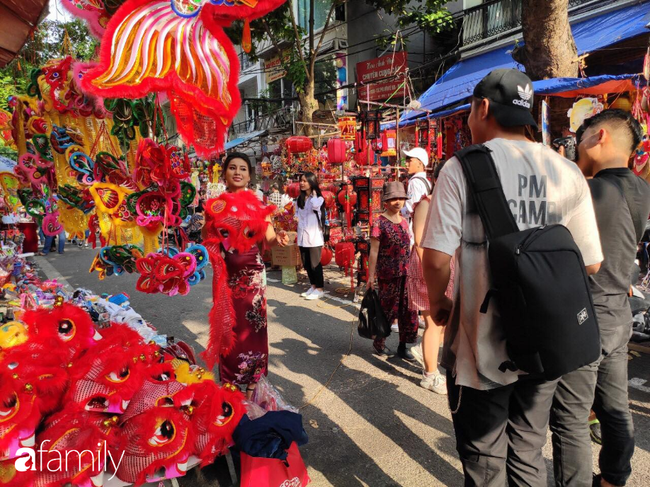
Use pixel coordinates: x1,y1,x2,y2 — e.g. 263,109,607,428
401,2,650,123
225,130,268,150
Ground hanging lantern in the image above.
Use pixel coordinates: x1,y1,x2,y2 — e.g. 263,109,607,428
337,116,356,141
286,182,301,199
321,247,333,266
436,132,443,161
380,130,397,157
417,119,430,148
338,188,357,207
286,136,313,154
327,138,347,164
363,110,382,140
335,242,356,274
322,190,336,209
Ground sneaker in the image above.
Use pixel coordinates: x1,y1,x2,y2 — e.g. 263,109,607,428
300,287,315,297
391,322,399,333
589,418,602,445
305,289,324,300
410,343,424,367
421,373,447,395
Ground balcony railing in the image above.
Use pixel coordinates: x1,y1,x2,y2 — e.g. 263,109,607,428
239,51,256,72
230,105,294,136
461,0,596,47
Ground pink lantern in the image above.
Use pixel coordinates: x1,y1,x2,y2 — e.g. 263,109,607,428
327,138,347,164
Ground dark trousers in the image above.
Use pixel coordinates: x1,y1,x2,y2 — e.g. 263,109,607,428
447,371,558,487
42,232,65,254
299,246,324,288
373,276,418,350
551,344,634,486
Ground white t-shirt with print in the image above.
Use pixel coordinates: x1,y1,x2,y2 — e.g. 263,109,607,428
421,138,603,390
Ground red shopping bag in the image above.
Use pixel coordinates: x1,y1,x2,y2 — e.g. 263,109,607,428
240,442,310,487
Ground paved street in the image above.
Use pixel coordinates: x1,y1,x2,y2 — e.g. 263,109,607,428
34,246,650,486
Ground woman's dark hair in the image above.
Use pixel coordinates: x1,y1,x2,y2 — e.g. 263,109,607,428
297,172,322,209
222,152,254,183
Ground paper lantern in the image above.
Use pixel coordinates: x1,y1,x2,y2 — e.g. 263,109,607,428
610,97,632,112
321,190,336,209
338,188,357,207
321,247,333,266
286,182,301,199
327,138,347,164
286,136,313,154
335,242,355,271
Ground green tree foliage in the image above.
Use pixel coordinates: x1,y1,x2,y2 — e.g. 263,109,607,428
0,19,99,110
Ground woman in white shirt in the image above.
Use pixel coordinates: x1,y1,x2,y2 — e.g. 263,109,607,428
296,172,325,300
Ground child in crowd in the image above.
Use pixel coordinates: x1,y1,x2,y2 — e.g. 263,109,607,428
367,181,419,359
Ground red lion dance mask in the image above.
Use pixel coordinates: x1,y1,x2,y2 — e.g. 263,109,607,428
201,190,274,367
81,0,286,157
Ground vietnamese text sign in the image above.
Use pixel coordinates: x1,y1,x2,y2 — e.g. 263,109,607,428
356,52,408,102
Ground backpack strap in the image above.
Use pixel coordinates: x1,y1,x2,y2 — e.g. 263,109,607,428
455,144,518,240
411,176,432,195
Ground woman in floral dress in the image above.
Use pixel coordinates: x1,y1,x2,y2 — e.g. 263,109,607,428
367,181,419,359
203,152,287,397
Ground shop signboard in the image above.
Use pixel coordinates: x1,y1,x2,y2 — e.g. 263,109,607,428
356,52,408,102
265,50,291,84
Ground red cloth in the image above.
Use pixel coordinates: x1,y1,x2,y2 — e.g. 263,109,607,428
219,245,269,386
17,222,38,253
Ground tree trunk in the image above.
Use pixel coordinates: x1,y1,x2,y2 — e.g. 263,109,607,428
515,0,578,80
299,78,319,136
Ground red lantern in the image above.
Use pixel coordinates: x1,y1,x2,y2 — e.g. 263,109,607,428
286,182,301,199
286,136,313,154
338,188,357,207
335,242,355,272
321,190,336,209
321,247,333,266
327,138,347,164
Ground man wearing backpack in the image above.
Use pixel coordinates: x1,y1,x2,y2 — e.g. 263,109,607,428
421,68,603,486
551,110,650,487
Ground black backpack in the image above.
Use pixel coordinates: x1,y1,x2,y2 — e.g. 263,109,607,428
455,144,601,380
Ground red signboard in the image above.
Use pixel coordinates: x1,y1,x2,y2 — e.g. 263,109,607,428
356,52,408,102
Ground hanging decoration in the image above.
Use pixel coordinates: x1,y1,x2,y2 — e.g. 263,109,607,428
81,0,287,156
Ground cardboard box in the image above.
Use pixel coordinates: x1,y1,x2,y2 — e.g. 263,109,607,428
272,245,301,267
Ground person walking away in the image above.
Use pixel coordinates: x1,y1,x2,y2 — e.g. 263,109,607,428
401,147,432,243
550,109,650,487
296,172,325,300
202,152,288,398
421,69,603,486
268,183,282,208
367,181,419,360
408,162,454,394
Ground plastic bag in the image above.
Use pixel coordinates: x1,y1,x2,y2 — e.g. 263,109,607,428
358,288,391,340
240,442,310,487
282,266,297,285
250,376,298,413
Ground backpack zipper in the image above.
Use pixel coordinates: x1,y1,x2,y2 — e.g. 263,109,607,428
515,225,548,255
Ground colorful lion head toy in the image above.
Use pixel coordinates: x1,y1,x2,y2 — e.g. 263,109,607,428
20,303,102,363
0,370,41,462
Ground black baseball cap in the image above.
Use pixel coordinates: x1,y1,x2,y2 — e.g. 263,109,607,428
473,68,538,129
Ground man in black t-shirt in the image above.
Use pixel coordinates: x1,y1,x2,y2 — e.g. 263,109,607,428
551,110,650,487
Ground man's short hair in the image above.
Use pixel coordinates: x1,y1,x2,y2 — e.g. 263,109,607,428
271,183,279,191
576,109,642,155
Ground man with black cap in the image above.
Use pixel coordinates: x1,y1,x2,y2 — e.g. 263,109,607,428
420,68,603,486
